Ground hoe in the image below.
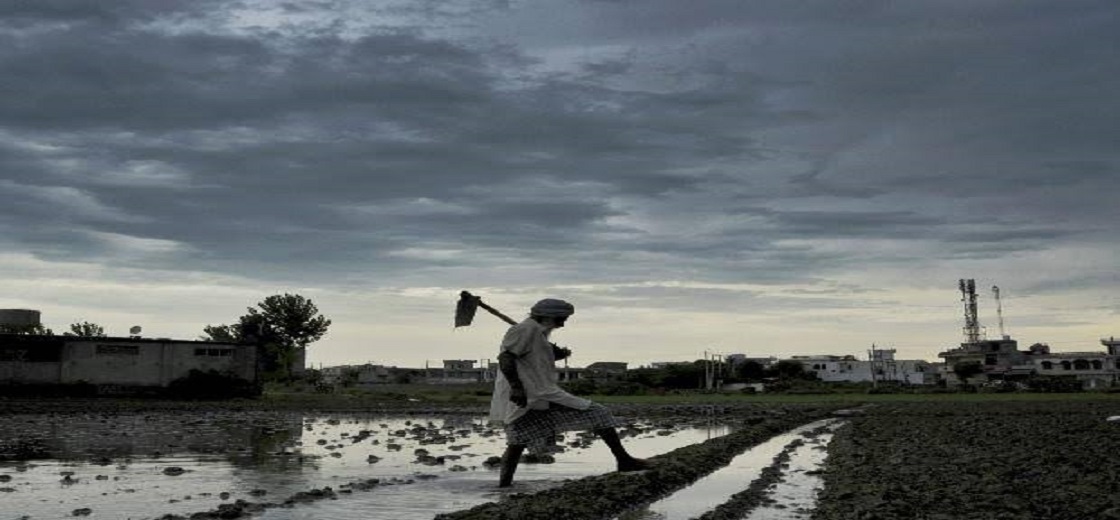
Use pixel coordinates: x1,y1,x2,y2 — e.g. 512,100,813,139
455,290,517,328
455,290,571,359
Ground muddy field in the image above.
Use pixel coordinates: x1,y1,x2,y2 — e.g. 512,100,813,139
812,400,1120,520
0,399,839,520
3,397,1119,520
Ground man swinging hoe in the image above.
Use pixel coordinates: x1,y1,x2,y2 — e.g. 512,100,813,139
457,294,651,487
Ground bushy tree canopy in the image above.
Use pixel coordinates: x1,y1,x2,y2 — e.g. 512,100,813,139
202,293,331,381
953,361,984,382
0,323,53,335
66,321,106,337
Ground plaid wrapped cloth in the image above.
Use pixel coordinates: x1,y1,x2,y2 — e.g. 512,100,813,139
506,403,622,452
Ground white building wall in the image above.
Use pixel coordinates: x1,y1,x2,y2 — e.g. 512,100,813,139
798,357,933,384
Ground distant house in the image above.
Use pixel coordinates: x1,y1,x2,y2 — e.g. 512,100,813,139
585,361,628,380
438,359,485,383
939,336,1120,389
320,364,395,386
0,333,256,394
791,350,935,385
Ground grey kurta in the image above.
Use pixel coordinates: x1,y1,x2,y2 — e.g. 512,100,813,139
488,318,591,426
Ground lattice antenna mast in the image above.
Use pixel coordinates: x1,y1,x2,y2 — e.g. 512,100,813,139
992,285,1007,339
959,279,981,344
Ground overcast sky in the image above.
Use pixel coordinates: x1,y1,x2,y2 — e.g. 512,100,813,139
2,0,1117,368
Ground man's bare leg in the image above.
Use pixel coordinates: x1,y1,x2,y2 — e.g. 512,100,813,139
594,428,652,471
498,444,526,487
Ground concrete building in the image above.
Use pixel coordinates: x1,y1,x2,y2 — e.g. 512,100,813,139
320,363,395,386
0,333,256,392
585,362,628,379
791,350,935,385
939,336,1120,388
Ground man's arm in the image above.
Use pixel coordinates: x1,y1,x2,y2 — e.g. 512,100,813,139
498,351,527,407
551,343,572,361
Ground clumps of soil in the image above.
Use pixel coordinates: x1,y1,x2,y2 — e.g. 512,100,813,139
153,477,423,519
436,406,838,520
813,400,1120,520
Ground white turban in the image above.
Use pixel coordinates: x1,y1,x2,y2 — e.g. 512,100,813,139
530,298,575,317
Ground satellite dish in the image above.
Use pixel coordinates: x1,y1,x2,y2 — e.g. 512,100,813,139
129,326,142,335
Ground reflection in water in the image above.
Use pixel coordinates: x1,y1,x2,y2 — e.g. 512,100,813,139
0,411,729,520
1,412,306,464
616,419,840,520
225,415,309,472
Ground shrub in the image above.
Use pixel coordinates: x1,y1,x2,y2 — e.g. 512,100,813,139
596,381,648,396
1025,376,1083,393
166,369,261,399
562,378,599,396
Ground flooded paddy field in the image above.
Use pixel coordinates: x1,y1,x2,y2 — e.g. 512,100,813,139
813,400,1120,520
12,398,1120,520
437,405,840,520
0,401,840,520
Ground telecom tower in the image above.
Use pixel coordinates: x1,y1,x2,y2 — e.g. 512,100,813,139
959,279,982,344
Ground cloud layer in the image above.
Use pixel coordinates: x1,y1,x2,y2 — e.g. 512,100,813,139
2,0,1117,366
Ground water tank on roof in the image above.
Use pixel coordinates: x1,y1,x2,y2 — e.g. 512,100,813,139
0,309,41,327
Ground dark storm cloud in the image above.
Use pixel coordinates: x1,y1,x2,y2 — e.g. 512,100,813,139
2,0,1117,293
0,0,227,24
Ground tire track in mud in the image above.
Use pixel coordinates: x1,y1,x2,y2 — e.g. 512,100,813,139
435,407,841,520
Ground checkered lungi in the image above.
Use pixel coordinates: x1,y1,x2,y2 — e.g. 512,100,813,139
506,403,622,451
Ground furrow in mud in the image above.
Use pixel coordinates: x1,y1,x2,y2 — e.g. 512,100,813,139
616,419,837,520
696,420,841,520
435,407,840,520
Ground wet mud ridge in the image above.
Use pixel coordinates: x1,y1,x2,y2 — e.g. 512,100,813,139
811,400,1120,520
436,407,840,520
152,475,430,520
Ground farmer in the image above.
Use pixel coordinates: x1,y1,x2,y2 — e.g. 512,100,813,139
490,297,651,487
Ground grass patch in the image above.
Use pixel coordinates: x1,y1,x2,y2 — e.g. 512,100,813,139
259,383,1120,407
588,391,1120,405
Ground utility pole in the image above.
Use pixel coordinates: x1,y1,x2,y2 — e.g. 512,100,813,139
869,344,878,388
992,285,1008,340
703,350,716,391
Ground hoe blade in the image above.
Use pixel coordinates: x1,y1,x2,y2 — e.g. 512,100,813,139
455,291,480,327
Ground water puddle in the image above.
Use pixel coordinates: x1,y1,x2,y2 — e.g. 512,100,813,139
744,421,840,520
0,411,731,519
616,419,842,520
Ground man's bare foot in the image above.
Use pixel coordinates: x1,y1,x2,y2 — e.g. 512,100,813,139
617,458,653,472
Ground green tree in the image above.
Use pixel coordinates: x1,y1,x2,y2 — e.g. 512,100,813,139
953,361,984,383
767,360,814,380
201,324,240,343
203,294,331,381
249,293,330,352
0,323,53,335
66,321,106,337
736,360,766,382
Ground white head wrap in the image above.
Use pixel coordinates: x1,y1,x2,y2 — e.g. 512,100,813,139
530,298,575,318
